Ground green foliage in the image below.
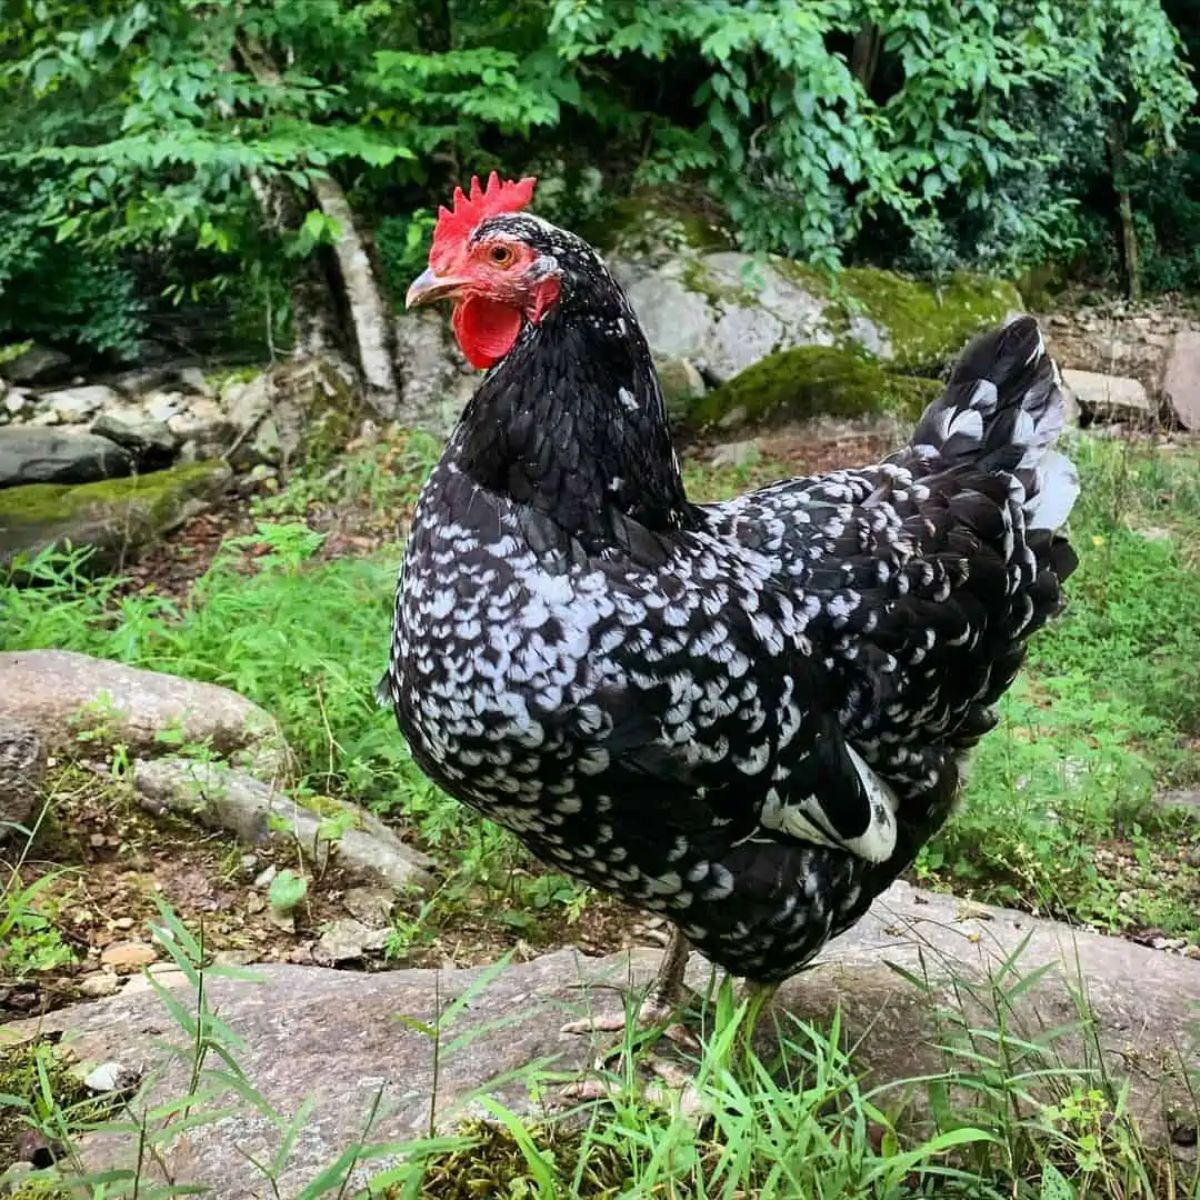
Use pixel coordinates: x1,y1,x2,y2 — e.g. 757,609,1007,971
550,0,1196,276
2,0,1195,358
268,868,308,914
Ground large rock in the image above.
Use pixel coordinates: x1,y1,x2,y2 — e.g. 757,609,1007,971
603,197,1023,387
384,196,1021,436
0,717,44,839
0,460,230,571
7,883,1195,1194
133,757,433,891
0,342,72,385
1162,329,1200,431
0,649,291,779
0,427,132,488
91,406,177,462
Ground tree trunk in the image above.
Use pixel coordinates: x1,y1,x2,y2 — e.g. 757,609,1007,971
851,23,882,94
1108,122,1141,302
309,172,399,418
247,172,340,359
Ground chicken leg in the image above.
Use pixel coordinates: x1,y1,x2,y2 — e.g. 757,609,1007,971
561,927,695,1044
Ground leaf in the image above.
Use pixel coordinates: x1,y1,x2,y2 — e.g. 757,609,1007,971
268,869,308,914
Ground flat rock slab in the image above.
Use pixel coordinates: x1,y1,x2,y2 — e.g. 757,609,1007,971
0,649,291,778
5,883,1196,1196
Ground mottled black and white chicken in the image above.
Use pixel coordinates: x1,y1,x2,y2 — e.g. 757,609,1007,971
380,174,1078,1023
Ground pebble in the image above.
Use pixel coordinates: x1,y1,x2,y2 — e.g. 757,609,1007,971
342,886,397,928
89,832,106,848
77,973,120,999
240,853,259,872
113,916,135,931
313,917,389,965
266,908,295,934
100,940,158,968
253,865,278,889
83,1061,141,1094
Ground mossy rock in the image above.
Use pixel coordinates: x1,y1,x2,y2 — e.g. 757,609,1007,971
685,345,943,433
833,269,1023,372
0,460,230,573
585,187,731,264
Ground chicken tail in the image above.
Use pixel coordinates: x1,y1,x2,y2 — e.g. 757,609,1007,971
907,315,1078,531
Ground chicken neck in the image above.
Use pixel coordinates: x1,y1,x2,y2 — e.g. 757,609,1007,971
448,272,694,547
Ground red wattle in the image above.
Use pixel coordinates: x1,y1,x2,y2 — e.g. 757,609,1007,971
452,296,523,369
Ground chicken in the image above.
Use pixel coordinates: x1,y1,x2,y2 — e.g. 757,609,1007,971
380,173,1078,1025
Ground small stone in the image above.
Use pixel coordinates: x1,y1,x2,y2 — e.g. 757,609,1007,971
90,832,107,848
1168,1109,1198,1147
313,917,389,965
212,949,258,967
77,972,120,998
240,853,259,872
342,886,397,929
266,908,295,934
112,916,135,931
709,438,760,469
246,892,266,915
174,366,211,396
254,865,278,889
40,384,122,423
100,940,158,968
3,390,28,416
83,1061,141,1093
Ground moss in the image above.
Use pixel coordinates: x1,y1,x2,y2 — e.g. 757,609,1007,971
832,269,1023,371
416,1119,629,1198
0,1040,107,1184
686,345,943,432
0,461,227,528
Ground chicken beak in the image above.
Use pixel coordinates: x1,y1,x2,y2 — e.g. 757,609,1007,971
405,267,467,310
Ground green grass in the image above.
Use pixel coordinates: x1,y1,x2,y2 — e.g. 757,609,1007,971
1,433,1197,949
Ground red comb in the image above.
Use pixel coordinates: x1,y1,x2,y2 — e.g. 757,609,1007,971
430,172,537,270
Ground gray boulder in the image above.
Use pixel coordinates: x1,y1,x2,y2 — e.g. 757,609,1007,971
393,310,478,437
1061,368,1153,420
0,460,229,571
8,883,1195,1195
0,342,72,385
0,427,131,488
0,648,290,779
91,407,177,460
220,358,363,466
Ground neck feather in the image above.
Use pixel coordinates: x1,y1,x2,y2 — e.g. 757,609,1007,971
450,272,690,542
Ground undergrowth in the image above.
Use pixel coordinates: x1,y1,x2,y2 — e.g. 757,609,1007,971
0,434,1197,949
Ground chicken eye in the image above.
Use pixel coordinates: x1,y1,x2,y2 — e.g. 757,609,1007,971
488,244,514,267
